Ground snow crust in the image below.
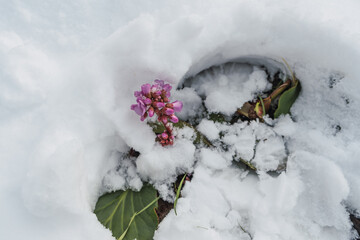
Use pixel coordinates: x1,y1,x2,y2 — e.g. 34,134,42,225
1,0,360,240
190,65,271,115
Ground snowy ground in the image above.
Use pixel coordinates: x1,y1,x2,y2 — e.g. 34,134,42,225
1,0,360,239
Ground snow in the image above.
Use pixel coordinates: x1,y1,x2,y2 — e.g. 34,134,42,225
172,87,203,120
199,148,231,170
252,135,287,171
197,119,220,141
189,65,271,115
1,0,360,240
137,127,196,183
221,122,256,162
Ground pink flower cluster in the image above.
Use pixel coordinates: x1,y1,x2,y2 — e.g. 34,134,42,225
131,80,183,146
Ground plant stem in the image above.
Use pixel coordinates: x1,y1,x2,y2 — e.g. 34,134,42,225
282,58,296,85
269,79,291,100
174,174,187,215
118,196,160,240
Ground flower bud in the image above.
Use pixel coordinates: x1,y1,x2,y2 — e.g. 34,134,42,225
141,83,151,95
154,102,165,108
144,98,152,105
169,114,178,123
161,116,168,124
148,107,154,117
161,132,169,140
164,108,174,115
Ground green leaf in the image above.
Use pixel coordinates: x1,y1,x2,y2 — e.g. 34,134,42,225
94,185,159,240
274,80,301,118
147,122,165,134
259,96,266,116
174,174,187,215
208,113,225,123
233,158,257,171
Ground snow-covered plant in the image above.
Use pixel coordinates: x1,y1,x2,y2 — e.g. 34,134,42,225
95,59,303,240
131,80,183,146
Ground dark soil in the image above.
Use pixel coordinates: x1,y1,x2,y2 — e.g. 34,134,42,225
155,174,192,223
155,198,173,223
351,214,360,239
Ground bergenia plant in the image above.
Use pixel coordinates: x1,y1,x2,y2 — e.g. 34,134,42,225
131,80,183,146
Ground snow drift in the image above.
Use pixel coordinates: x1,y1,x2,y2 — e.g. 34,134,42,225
1,0,360,239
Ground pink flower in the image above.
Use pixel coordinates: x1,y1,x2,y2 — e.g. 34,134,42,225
131,79,183,147
155,79,172,97
131,99,146,116
135,83,151,98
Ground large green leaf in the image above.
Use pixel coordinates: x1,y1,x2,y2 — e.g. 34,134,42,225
274,80,301,118
94,185,159,240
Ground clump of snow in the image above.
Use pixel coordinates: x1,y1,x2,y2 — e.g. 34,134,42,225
135,126,197,201
102,151,143,192
190,65,271,115
199,148,231,171
197,119,220,141
221,122,256,162
273,114,297,137
136,126,196,183
198,119,287,172
252,136,287,171
287,151,352,238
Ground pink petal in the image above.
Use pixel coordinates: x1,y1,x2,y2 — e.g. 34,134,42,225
154,79,165,86
155,102,165,108
163,84,172,92
140,112,148,121
141,83,151,95
130,104,137,110
165,91,171,98
133,105,144,116
172,101,183,112
135,99,146,116
144,98,152,105
134,91,142,97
